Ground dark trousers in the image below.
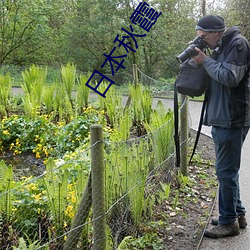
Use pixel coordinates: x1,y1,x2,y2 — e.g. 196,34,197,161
211,126,249,225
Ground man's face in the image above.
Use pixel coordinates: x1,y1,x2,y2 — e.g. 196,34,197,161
196,30,221,49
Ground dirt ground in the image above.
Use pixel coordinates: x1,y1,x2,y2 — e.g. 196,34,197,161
158,130,217,250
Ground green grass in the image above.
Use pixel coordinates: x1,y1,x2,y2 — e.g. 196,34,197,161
0,65,61,86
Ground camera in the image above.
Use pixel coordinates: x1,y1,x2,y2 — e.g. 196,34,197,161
176,36,208,64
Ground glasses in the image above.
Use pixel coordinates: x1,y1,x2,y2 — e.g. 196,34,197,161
198,32,214,40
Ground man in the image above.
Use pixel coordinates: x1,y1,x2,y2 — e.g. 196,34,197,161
192,15,250,238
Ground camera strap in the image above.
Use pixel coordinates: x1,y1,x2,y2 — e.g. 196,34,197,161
189,91,208,164
174,82,181,168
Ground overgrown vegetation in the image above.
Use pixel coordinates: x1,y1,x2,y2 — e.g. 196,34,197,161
0,63,218,249
0,0,247,82
0,64,176,249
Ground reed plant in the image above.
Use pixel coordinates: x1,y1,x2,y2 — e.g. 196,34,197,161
126,140,150,224
0,73,12,117
129,84,153,135
96,82,123,129
0,161,14,222
43,159,67,221
145,100,174,164
105,136,153,227
104,86,122,129
43,84,56,114
52,82,73,122
43,157,89,229
21,65,47,118
60,63,76,103
43,159,69,246
109,109,132,141
76,73,91,113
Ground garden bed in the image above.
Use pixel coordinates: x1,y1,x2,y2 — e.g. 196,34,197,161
0,130,217,250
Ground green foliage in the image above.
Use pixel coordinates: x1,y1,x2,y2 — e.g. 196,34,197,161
158,182,171,203
61,63,76,101
21,65,47,118
0,76,179,248
0,73,12,116
76,73,91,111
178,172,192,189
129,84,153,127
0,0,52,65
0,161,14,222
98,83,123,128
109,109,132,141
43,85,56,113
43,159,69,230
0,0,231,80
145,100,175,163
12,176,48,240
0,109,102,158
13,235,47,250
117,233,163,250
105,135,153,228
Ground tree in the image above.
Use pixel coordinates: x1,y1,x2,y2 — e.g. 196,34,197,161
220,0,250,39
0,0,51,65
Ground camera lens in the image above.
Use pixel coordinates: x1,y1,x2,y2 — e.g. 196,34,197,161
176,44,198,63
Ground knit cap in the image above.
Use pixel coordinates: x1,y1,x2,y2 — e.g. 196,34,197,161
195,15,225,32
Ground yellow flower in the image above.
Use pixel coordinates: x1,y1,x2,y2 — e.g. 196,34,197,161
71,195,76,204
26,183,37,191
32,193,42,201
65,205,74,218
12,207,17,212
36,152,41,159
100,110,106,115
3,130,9,135
43,147,49,157
14,149,22,155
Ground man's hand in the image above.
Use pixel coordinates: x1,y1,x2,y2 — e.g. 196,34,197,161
192,47,207,64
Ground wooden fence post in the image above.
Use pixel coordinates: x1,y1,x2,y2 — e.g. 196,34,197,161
133,64,138,86
91,124,106,250
180,94,188,176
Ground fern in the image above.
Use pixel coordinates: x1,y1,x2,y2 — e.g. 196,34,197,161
76,73,91,111
21,65,47,118
144,100,175,163
0,160,14,221
61,63,76,101
43,159,68,228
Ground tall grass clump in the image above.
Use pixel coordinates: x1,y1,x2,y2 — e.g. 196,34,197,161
0,73,12,117
61,63,76,103
21,65,47,118
129,84,153,135
76,73,91,112
145,100,175,164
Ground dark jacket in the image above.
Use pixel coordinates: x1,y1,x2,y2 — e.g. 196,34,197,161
203,26,250,128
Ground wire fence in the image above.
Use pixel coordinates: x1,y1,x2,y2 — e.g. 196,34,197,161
0,65,191,249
